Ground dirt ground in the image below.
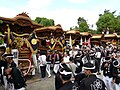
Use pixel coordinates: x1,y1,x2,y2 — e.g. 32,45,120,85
26,73,55,90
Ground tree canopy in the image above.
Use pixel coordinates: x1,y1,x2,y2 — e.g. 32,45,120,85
96,10,120,34
70,10,120,34
34,17,54,26
70,17,90,32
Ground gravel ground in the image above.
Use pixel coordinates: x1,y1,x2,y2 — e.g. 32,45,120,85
26,73,55,90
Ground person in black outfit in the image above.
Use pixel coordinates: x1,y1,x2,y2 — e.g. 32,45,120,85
4,54,17,89
79,62,106,90
0,45,7,86
55,63,67,90
112,58,120,90
5,67,26,90
101,53,116,90
58,63,78,90
74,51,83,74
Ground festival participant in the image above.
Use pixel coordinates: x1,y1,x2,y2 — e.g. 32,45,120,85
74,51,83,74
53,50,62,74
79,62,106,90
4,54,17,90
62,52,70,63
5,67,26,90
38,51,47,79
0,45,8,89
112,56,120,90
46,50,52,78
101,53,116,90
95,48,101,75
101,57,112,90
58,63,78,90
69,45,78,62
55,63,66,90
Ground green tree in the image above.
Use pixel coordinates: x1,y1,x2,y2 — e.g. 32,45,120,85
34,17,54,26
96,10,117,34
115,15,120,34
70,17,90,32
77,17,89,32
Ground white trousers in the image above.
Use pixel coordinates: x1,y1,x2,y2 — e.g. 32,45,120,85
16,87,25,90
8,83,14,90
3,76,8,90
53,64,59,74
103,76,114,90
46,64,51,77
115,83,120,90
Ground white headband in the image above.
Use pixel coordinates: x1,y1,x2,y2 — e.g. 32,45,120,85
6,56,14,58
83,66,95,70
60,70,72,75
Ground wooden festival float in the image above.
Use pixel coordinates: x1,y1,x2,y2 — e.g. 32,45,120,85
91,33,120,47
65,30,92,50
91,34,104,46
0,12,43,75
65,30,81,48
35,24,66,52
103,33,118,45
79,32,92,46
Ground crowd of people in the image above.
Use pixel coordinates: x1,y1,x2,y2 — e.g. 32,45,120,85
0,42,120,90
37,43,120,90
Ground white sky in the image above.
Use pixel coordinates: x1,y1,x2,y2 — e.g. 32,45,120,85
0,0,120,30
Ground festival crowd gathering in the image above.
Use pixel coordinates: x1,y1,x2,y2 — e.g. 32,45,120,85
1,37,120,90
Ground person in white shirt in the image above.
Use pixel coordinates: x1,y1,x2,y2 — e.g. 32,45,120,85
69,46,78,61
63,52,70,63
95,48,101,75
38,51,47,79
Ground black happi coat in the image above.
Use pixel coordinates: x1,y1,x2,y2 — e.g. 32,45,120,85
58,81,78,90
8,67,26,89
79,74,106,90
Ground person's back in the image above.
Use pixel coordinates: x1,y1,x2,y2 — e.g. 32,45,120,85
79,74,106,90
5,67,26,89
58,63,79,90
59,81,78,90
79,62,106,90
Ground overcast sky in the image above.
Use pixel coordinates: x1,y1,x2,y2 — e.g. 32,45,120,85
0,0,120,30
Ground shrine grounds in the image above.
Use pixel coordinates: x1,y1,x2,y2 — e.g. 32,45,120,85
0,70,114,90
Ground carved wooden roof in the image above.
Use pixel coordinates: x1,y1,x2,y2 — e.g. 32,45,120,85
35,25,64,37
35,25,63,33
80,32,92,36
0,12,43,34
104,34,117,38
91,34,103,39
65,30,80,35
65,30,80,40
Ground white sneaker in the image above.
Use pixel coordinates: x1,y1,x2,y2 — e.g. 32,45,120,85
48,75,51,78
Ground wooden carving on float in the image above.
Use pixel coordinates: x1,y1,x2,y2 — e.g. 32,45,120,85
35,25,65,51
0,12,43,76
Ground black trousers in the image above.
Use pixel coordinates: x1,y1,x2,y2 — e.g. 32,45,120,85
96,58,101,73
0,74,4,85
40,65,46,78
